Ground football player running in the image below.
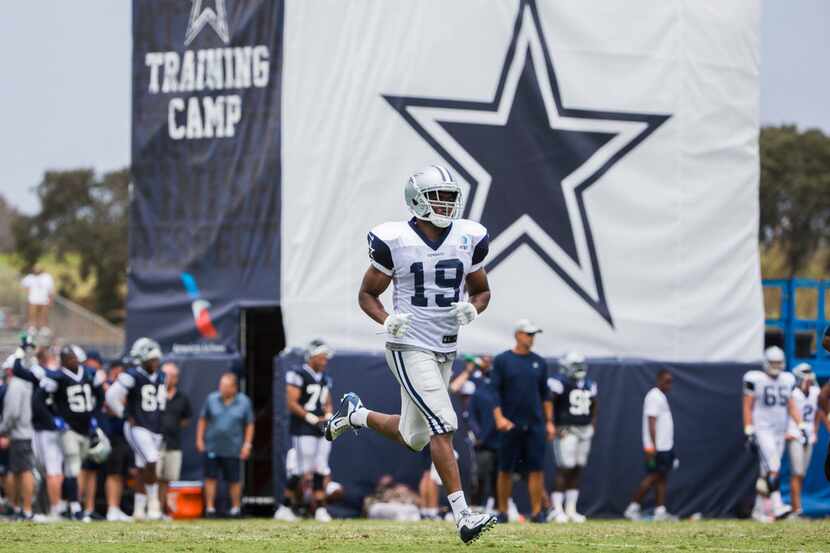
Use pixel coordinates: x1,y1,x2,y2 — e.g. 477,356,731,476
547,352,597,523
106,338,167,520
743,346,806,522
785,363,820,517
325,165,497,544
282,339,335,522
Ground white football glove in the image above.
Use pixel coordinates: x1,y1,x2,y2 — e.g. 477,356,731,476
304,413,320,426
449,302,478,326
384,313,411,338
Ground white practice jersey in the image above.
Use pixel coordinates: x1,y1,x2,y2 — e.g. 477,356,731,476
367,218,489,352
787,384,820,440
743,370,796,434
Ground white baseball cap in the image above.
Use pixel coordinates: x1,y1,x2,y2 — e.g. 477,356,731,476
514,319,542,335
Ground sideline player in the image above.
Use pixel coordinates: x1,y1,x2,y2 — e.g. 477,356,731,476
820,325,830,481
547,352,597,523
786,363,820,517
106,338,166,520
743,346,806,522
325,165,497,543
285,339,334,522
41,345,108,520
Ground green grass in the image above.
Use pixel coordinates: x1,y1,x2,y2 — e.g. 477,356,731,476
1,519,829,553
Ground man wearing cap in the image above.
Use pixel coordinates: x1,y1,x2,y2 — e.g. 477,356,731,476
283,339,335,522
491,320,553,523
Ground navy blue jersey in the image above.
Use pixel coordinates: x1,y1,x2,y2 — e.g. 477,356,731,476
11,360,60,432
119,367,166,433
548,374,597,426
286,365,331,437
48,366,103,434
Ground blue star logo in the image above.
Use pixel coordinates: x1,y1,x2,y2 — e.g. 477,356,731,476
384,0,670,326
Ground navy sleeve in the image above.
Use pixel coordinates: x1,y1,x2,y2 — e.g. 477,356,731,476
472,234,490,266
367,232,394,273
490,357,503,408
12,360,36,384
539,357,550,401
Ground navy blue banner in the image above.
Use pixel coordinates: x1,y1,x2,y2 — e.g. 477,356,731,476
270,352,830,518
128,0,283,351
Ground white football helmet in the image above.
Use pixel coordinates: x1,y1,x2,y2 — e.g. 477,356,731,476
87,428,112,464
561,351,587,380
792,362,814,386
130,337,162,364
305,338,334,361
404,165,463,228
763,346,785,377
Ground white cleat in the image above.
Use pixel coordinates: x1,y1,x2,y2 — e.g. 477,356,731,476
566,510,586,523
324,393,363,442
457,509,497,545
32,514,60,524
132,504,146,522
273,505,298,522
623,504,641,521
107,507,133,522
547,509,569,523
146,501,163,521
773,504,793,520
314,507,333,522
752,508,774,524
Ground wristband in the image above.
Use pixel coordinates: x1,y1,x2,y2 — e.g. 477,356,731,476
242,442,252,448
744,424,755,436
305,412,320,426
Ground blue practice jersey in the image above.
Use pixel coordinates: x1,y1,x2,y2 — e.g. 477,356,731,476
118,367,166,433
286,364,332,437
48,366,103,435
548,374,597,427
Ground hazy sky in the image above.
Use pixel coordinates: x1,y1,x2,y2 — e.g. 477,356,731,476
1,1,827,214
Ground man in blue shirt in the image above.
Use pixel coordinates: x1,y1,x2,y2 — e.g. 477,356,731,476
491,319,553,523
196,372,254,518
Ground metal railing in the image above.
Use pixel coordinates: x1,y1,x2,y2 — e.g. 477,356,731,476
0,265,124,359
763,278,830,377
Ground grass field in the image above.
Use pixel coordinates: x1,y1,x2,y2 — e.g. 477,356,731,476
1,519,829,553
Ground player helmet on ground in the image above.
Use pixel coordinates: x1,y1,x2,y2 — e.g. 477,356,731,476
130,337,162,365
561,351,587,380
763,346,785,377
305,338,334,361
405,165,463,228
792,362,814,387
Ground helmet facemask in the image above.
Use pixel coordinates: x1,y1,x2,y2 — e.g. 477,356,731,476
414,186,462,228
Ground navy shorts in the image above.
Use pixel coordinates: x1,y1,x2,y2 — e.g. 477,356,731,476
646,450,675,476
204,454,241,483
497,424,546,473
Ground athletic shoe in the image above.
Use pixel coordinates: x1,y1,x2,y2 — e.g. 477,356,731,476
85,511,105,521
623,503,641,521
146,497,163,521
314,507,332,522
546,509,569,523
32,513,60,524
204,510,218,519
325,393,363,442
752,508,773,524
773,504,793,520
132,503,146,521
529,511,548,523
496,512,508,524
457,509,497,544
566,510,586,523
273,505,298,522
107,507,133,522
652,508,673,522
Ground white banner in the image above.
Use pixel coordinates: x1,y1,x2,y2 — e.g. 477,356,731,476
280,0,763,362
